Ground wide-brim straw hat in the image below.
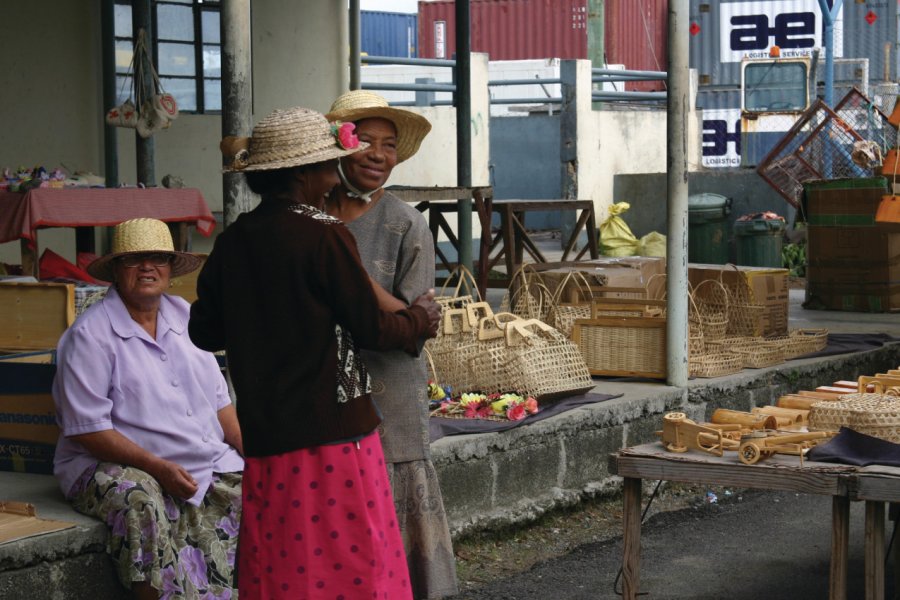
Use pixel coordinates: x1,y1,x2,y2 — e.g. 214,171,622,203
87,218,203,281
326,90,432,163
223,107,369,173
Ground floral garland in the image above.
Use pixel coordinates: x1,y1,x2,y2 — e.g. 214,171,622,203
428,381,539,421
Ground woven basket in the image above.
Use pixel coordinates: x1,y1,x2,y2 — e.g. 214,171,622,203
545,271,596,338
731,340,785,369
689,352,743,378
809,393,900,442
499,264,554,321
572,314,667,379
767,328,829,359
692,279,729,341
470,317,594,401
721,264,766,337
434,264,481,312
426,303,498,393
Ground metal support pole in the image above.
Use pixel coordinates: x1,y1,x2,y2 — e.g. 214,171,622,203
221,0,254,227
560,61,579,248
132,0,155,187
221,0,253,228
455,0,473,274
818,0,843,108
349,0,361,90
101,0,119,190
666,0,689,387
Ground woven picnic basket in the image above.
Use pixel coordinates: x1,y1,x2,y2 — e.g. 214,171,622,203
470,317,594,401
809,393,900,442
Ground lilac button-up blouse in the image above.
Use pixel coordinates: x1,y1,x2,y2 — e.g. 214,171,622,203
53,287,244,506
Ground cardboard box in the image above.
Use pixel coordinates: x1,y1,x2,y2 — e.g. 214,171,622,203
535,257,666,301
0,281,74,352
0,359,58,475
803,177,886,227
806,227,900,312
688,263,789,336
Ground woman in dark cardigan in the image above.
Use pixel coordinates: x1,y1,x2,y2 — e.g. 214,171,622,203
189,106,441,599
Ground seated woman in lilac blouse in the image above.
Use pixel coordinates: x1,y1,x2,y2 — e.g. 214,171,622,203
52,218,244,600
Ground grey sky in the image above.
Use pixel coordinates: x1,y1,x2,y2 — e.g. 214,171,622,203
360,0,418,13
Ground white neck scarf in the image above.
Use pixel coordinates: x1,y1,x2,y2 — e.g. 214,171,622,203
337,162,380,203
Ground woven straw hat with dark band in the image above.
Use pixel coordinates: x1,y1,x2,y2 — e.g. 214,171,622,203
87,218,203,281
326,90,432,163
222,107,369,173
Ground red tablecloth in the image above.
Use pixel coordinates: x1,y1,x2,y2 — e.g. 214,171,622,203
0,187,216,244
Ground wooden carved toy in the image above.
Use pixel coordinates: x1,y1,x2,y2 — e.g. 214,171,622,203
737,430,835,466
658,412,739,456
710,408,777,430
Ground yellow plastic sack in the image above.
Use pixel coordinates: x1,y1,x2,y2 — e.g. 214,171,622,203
600,202,638,257
638,231,667,257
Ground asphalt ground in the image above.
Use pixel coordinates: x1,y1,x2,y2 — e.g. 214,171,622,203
448,487,894,600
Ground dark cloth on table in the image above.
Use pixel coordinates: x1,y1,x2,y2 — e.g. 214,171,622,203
797,333,900,359
807,427,900,467
429,391,621,442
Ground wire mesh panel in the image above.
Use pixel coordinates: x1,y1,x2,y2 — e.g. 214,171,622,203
756,87,897,208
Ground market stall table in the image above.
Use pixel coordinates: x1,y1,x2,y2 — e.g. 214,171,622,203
609,442,899,600
386,187,598,294
0,187,216,277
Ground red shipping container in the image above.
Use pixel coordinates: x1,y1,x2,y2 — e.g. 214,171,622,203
604,0,668,92
418,0,588,60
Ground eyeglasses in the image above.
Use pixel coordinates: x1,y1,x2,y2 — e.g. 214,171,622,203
118,253,172,268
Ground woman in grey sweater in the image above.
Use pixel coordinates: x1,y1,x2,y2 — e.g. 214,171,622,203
326,90,459,599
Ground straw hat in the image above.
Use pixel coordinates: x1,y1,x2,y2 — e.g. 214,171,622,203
326,90,432,163
87,218,203,281
221,106,369,172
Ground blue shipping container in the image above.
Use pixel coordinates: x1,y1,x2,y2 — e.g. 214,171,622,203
361,10,418,58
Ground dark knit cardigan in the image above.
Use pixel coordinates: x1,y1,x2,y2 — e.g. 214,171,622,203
189,200,430,458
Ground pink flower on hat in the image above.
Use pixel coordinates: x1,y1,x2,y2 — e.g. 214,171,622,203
332,121,359,150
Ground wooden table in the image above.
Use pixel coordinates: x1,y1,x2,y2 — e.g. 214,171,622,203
610,443,899,600
0,188,216,277
386,188,599,294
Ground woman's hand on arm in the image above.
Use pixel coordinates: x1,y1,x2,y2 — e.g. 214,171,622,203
70,429,199,500
217,404,244,457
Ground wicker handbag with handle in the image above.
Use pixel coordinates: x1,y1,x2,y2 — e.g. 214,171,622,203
469,316,594,401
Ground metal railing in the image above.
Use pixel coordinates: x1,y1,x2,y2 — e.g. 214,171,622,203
358,56,669,107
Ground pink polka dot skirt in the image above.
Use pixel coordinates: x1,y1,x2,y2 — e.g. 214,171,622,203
239,432,412,600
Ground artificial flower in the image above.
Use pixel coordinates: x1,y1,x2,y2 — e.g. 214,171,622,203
506,403,526,421
428,381,446,401
332,121,359,150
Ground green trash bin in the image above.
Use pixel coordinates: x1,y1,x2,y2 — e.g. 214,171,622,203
734,216,785,268
688,193,731,264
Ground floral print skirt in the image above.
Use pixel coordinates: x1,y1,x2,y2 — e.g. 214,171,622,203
239,431,412,599
386,460,459,599
70,463,242,599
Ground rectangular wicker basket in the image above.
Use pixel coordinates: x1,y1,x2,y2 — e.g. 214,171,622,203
571,314,667,379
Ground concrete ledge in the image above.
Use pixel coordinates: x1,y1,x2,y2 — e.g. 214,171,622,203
2,342,899,598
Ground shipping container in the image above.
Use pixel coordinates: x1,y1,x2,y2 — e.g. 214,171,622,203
362,10,418,58
418,0,588,61
604,0,668,92
689,0,898,88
